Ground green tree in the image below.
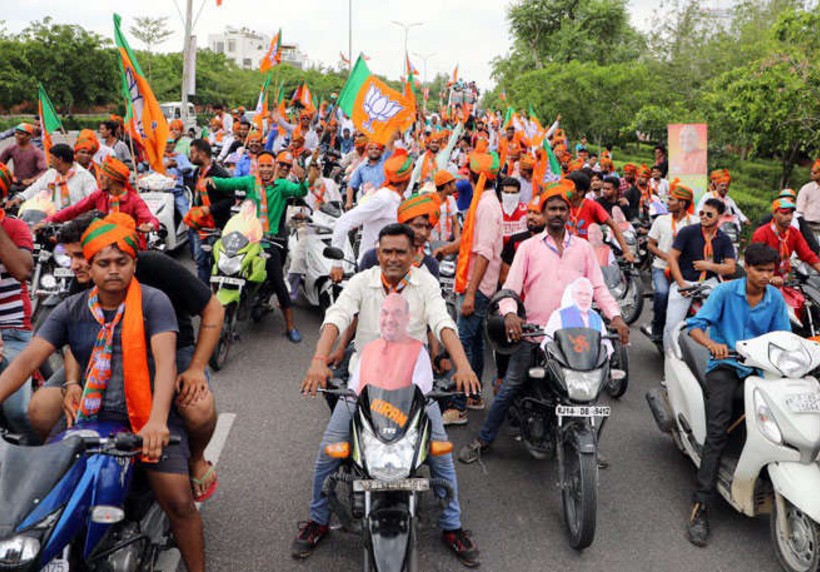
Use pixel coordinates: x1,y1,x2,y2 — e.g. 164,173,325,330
128,16,175,80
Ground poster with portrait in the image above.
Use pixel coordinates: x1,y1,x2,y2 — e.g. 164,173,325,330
543,278,612,357
667,123,708,202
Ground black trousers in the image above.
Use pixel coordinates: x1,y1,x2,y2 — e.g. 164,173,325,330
694,365,744,505
262,243,291,310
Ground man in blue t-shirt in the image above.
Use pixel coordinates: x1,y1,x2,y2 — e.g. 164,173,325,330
683,243,789,547
663,198,737,350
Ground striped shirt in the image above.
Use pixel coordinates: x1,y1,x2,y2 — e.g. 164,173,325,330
0,217,33,330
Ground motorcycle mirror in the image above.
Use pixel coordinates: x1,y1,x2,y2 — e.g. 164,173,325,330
323,246,345,260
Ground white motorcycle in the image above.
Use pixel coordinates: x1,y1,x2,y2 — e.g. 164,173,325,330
647,327,820,572
137,172,191,252
287,202,356,310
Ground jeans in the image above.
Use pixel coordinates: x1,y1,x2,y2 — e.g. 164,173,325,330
172,186,190,218
651,268,670,339
694,366,744,505
189,231,215,285
663,278,718,352
479,341,537,444
452,290,491,411
0,329,36,441
310,400,461,531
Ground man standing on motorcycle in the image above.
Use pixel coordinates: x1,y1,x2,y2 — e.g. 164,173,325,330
0,213,206,572
752,197,820,284
458,183,629,463
8,144,96,209
642,181,697,345
684,242,790,546
297,223,482,567
663,198,737,351
206,150,317,343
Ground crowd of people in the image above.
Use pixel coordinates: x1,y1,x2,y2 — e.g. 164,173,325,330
0,89,818,569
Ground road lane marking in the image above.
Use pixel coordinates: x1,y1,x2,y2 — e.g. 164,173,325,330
155,412,236,572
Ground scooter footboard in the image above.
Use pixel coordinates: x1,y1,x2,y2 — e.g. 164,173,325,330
768,462,820,523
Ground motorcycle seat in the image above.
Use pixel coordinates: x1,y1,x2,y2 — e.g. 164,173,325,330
0,436,84,535
678,330,710,390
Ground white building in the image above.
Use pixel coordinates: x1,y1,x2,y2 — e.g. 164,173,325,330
208,27,308,70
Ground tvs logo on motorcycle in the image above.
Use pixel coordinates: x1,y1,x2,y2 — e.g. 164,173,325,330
567,333,590,354
370,398,408,428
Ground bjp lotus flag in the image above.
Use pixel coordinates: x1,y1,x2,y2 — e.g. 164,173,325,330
113,14,168,174
254,73,271,132
260,29,282,73
291,82,316,114
337,55,415,145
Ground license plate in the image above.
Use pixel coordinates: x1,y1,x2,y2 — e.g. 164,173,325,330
786,392,820,413
53,268,74,278
556,405,611,417
41,559,69,572
210,276,245,287
440,277,454,286
353,478,429,492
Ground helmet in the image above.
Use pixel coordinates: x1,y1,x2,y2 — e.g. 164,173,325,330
485,289,526,356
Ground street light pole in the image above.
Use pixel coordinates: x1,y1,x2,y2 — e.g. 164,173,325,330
391,20,422,78
181,0,193,128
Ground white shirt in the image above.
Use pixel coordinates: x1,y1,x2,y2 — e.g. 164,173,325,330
648,213,697,270
306,178,342,211
331,186,402,265
430,195,458,242
348,344,433,395
651,178,669,201
21,164,97,206
797,181,820,223
322,266,457,370
696,191,748,224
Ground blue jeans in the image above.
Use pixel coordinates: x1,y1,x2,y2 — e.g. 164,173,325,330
173,186,190,217
0,329,36,441
452,290,490,411
189,231,215,285
651,268,670,339
478,341,536,444
309,400,462,531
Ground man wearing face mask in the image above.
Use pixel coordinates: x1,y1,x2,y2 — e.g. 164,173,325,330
500,177,528,246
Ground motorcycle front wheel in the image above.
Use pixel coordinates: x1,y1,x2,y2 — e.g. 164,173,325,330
561,428,598,550
771,494,820,572
209,304,236,371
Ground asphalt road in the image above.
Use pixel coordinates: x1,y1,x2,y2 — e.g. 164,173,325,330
198,289,780,572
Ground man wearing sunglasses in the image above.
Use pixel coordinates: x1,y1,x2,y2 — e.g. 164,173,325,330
663,198,736,351
752,197,820,286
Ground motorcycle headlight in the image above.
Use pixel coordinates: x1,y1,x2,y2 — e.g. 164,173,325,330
768,342,812,378
360,419,419,482
0,535,40,566
40,273,57,290
754,389,782,445
217,254,244,276
563,368,606,402
53,245,71,268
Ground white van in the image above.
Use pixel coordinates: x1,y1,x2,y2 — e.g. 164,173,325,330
160,102,197,134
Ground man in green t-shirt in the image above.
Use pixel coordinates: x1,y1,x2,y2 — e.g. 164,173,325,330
205,150,316,343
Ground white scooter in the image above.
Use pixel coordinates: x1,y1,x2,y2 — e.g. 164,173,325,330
647,326,820,572
287,202,356,310
137,173,191,252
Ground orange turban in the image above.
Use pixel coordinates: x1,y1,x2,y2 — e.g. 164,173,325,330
109,114,124,125
623,163,638,176
434,170,456,188
468,152,501,180
519,154,535,170
778,188,797,200
637,164,652,178
669,178,694,213
81,212,139,261
397,193,442,226
383,148,414,183
710,169,731,184
74,129,100,154
15,123,35,135
354,135,368,151
567,159,584,172
100,156,130,185
169,119,184,131
247,131,263,143
474,139,489,153
600,158,614,171
540,180,574,208
0,162,11,198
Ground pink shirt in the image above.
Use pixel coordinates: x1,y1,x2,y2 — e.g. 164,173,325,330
498,230,621,325
469,190,503,298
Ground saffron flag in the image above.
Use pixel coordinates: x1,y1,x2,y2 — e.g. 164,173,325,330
260,29,282,73
405,54,419,79
113,14,168,174
452,64,458,83
254,73,271,132
291,82,316,114
37,82,62,162
337,55,415,145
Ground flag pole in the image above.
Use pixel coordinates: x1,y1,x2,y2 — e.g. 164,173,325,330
181,0,193,130
126,122,141,193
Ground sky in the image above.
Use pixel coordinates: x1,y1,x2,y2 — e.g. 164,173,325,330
3,0,662,92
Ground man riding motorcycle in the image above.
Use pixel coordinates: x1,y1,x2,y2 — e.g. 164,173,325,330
458,183,629,463
684,243,790,547
752,197,820,285
297,223,482,567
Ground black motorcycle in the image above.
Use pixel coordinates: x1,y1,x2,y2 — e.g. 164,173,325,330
430,241,457,324
487,294,615,549
319,381,457,571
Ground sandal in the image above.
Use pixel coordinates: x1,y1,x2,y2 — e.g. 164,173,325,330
191,461,218,502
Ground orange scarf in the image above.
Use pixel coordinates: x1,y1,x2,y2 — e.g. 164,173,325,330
52,167,76,208
772,221,792,276
421,150,437,180
455,174,487,293
700,227,715,282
